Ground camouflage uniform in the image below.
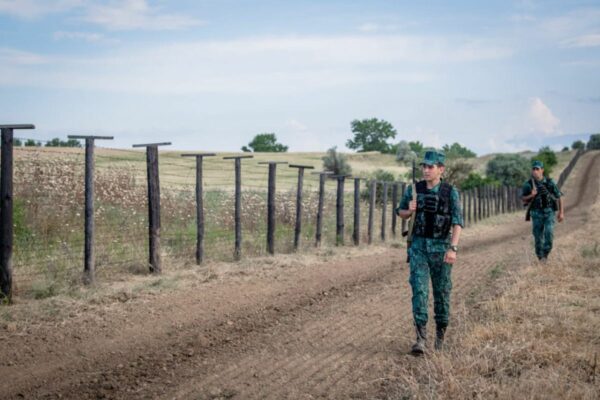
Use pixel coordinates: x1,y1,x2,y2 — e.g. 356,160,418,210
397,182,464,329
522,177,562,260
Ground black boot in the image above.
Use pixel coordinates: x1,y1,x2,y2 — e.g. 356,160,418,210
435,325,447,350
411,324,427,355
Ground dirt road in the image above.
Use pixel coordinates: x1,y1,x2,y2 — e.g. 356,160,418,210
2,151,599,399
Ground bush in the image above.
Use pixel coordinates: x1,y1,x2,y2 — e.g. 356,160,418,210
587,133,600,150
242,133,288,152
395,140,418,164
561,146,569,152
322,146,352,176
486,154,530,186
460,172,498,190
360,169,397,204
443,160,474,187
442,142,477,159
533,146,558,177
571,140,585,150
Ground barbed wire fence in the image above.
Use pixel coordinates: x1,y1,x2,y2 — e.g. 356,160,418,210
0,127,585,299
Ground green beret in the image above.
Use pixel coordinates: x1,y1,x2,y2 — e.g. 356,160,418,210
531,160,544,169
420,150,446,166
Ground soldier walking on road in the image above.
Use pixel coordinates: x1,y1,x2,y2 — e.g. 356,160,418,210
521,160,564,262
396,151,464,354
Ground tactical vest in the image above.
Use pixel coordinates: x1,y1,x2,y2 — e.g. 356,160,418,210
413,181,453,239
531,179,558,211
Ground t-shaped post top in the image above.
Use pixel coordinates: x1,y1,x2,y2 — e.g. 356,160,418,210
181,153,217,158
132,142,171,148
289,164,315,169
257,161,288,165
68,135,114,140
0,124,35,130
223,155,254,160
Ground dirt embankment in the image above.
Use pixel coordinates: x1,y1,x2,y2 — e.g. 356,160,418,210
2,151,599,399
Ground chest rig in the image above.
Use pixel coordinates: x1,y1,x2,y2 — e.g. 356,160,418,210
414,181,453,239
532,179,558,211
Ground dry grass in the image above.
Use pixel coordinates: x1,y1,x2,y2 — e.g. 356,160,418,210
371,185,600,399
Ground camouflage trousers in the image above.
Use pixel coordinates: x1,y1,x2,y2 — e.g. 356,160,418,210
531,208,556,259
408,246,452,328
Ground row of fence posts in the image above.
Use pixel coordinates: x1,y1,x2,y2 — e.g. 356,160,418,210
557,148,586,189
2,124,580,301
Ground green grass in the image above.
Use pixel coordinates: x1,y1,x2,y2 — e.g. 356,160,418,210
581,242,600,258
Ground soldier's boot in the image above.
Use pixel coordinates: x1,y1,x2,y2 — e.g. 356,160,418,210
434,325,447,351
411,324,427,355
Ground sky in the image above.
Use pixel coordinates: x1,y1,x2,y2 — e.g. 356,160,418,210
0,0,599,155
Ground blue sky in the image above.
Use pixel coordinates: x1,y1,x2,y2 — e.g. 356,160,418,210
0,0,599,154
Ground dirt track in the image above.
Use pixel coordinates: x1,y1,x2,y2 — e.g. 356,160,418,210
2,151,599,399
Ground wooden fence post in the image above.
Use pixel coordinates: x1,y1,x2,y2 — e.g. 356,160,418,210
391,182,398,237
381,182,388,242
258,161,288,255
312,171,332,247
132,142,171,274
477,186,482,222
0,124,34,301
330,174,351,246
289,164,314,251
69,135,113,284
467,189,473,226
368,180,376,244
181,153,216,264
223,155,253,260
401,183,407,234
353,177,362,246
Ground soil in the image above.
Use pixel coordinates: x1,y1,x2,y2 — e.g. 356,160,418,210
2,151,599,400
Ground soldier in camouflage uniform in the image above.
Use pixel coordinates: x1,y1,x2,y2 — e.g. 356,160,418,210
396,151,463,354
521,160,564,261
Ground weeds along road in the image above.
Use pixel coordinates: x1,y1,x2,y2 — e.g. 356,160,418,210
2,151,599,399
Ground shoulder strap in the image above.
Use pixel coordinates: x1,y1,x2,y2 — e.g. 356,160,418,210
415,180,427,194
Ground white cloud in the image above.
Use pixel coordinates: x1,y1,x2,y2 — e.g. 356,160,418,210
0,48,48,65
0,0,202,31
0,34,512,95
357,23,399,33
53,31,113,43
528,97,560,135
82,0,203,31
561,33,600,48
0,0,80,19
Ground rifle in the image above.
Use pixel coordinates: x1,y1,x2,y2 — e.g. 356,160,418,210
525,178,559,221
405,159,417,262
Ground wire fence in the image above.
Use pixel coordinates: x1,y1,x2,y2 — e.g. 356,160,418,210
1,137,585,296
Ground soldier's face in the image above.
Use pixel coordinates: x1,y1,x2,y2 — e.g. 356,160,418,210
532,167,543,180
422,164,443,181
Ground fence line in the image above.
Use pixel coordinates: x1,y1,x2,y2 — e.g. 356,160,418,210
1,135,587,297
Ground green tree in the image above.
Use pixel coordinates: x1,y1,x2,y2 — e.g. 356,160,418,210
242,133,288,152
443,160,474,187
561,146,569,152
322,146,352,176
587,133,600,150
346,118,397,153
408,141,424,157
572,140,585,150
25,139,41,147
45,138,82,148
533,146,558,177
442,142,476,159
395,140,418,164
361,169,396,204
486,154,530,186
14,138,22,146
460,172,498,190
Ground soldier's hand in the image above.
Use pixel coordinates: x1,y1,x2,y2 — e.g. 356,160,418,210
530,187,537,197
408,200,417,213
444,250,457,264
557,212,564,223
